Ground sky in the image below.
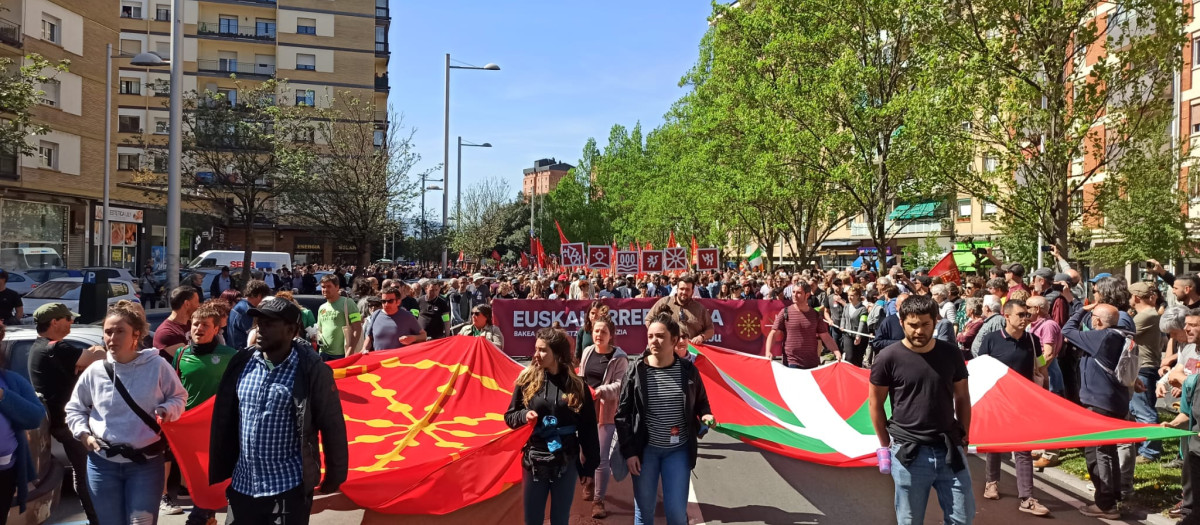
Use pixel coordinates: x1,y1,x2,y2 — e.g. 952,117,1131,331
388,2,715,221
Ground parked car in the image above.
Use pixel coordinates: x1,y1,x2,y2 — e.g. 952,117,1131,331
23,268,82,286
0,270,37,296
20,278,139,318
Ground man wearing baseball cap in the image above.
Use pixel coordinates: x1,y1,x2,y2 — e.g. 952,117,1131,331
209,297,348,523
0,270,22,325
28,303,103,524
1129,281,1164,463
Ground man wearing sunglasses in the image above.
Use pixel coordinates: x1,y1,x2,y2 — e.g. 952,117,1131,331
977,299,1050,516
363,286,427,353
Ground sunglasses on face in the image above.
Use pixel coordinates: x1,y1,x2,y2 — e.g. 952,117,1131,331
382,298,398,304
472,312,485,317
1013,312,1031,319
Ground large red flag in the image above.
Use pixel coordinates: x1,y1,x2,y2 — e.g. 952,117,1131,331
161,337,530,515
520,252,530,268
554,221,570,245
929,252,962,284
667,231,677,248
491,249,501,262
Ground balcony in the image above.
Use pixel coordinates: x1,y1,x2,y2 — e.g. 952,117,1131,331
376,0,389,19
197,59,276,78
0,17,21,48
850,218,951,237
375,74,389,91
197,21,276,42
375,42,389,56
374,111,388,123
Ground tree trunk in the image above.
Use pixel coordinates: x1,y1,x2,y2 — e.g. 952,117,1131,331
358,240,371,268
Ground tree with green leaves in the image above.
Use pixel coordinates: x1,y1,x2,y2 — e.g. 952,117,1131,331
451,178,514,263
0,54,69,156
280,94,427,267
927,0,1187,259
137,79,312,282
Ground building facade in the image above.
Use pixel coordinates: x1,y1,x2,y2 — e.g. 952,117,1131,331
522,157,573,197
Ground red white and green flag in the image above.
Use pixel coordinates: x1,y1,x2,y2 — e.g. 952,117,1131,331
692,344,1190,467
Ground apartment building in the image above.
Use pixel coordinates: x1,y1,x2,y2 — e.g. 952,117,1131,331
0,0,118,269
114,0,391,266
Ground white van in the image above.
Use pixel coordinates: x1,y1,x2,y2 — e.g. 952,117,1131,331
0,247,64,270
187,250,293,271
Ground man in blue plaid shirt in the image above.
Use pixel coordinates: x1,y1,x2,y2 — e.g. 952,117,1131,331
209,297,348,524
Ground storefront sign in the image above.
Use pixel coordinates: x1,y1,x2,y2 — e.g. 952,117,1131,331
295,238,322,252
94,206,143,224
491,298,786,357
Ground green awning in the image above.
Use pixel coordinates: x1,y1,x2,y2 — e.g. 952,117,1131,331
888,202,940,220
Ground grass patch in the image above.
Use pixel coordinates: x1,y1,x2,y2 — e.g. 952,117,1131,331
1053,409,1184,515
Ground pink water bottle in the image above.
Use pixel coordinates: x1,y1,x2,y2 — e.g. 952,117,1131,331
877,447,892,474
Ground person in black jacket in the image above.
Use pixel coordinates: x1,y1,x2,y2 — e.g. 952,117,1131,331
505,327,600,525
615,313,714,525
209,297,348,524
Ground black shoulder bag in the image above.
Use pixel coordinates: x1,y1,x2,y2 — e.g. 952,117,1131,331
101,361,168,463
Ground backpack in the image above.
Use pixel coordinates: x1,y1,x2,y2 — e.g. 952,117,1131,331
1097,333,1139,388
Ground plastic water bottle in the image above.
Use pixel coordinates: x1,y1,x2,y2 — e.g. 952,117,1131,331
877,447,892,474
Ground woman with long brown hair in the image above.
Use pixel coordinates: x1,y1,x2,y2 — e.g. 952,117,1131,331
505,328,600,525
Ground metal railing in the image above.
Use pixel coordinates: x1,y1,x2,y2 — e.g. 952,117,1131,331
0,18,21,48
196,59,276,77
197,21,276,41
376,7,389,18
375,42,388,54
374,111,388,122
375,74,389,90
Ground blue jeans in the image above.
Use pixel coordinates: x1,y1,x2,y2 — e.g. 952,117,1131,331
633,445,690,525
87,451,165,525
522,463,578,525
1129,367,1162,460
890,444,974,525
1047,359,1064,396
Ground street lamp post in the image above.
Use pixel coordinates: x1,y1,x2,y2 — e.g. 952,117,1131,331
166,0,183,292
104,46,167,269
455,137,491,242
441,54,499,272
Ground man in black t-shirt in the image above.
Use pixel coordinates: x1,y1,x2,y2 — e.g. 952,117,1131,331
0,270,23,324
417,279,451,339
868,295,973,525
27,303,104,524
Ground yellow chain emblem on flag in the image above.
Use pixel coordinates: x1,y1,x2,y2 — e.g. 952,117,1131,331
334,357,513,472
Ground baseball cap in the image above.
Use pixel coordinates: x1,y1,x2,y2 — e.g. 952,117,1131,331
33,303,78,323
472,273,484,280
1053,272,1072,284
1089,272,1112,283
1129,281,1156,296
1031,268,1054,280
248,297,301,325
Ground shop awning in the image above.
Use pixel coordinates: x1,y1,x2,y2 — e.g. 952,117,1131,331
820,239,859,248
888,201,941,221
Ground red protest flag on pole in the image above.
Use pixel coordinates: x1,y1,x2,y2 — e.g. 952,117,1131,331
520,252,530,268
491,250,501,262
457,251,464,264
690,235,699,267
554,220,570,245
667,231,678,248
929,252,962,285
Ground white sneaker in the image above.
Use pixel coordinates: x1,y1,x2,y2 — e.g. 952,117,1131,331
160,495,183,515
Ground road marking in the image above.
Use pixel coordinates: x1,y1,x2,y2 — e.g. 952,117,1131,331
688,480,705,525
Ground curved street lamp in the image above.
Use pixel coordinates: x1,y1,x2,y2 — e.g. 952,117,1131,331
441,55,499,270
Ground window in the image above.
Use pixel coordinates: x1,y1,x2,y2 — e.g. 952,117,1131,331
218,53,238,72
156,5,169,21
154,41,169,59
296,54,316,71
119,78,141,95
983,154,999,172
118,115,141,133
39,80,59,107
120,39,142,54
218,16,237,35
153,156,167,173
255,19,275,38
957,198,971,221
117,153,140,171
154,119,168,134
1191,104,1200,135
295,128,314,143
120,3,142,19
41,16,59,44
38,142,58,170
295,89,315,106
217,88,237,106
982,201,998,218
373,130,384,147
1194,35,1200,68
297,18,316,34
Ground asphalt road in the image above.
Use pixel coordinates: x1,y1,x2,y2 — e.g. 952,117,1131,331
45,432,1170,524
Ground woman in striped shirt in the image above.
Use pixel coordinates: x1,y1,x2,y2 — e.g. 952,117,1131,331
616,313,714,525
